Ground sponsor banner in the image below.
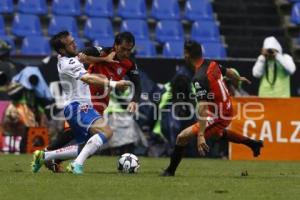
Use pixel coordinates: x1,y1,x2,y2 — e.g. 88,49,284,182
229,97,300,160
0,101,9,122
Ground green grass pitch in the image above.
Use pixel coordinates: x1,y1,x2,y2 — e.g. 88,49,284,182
0,154,300,200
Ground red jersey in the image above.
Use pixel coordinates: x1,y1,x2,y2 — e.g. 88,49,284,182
192,59,233,118
88,51,138,114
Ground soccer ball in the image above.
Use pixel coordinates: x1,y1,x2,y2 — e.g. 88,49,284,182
117,153,140,173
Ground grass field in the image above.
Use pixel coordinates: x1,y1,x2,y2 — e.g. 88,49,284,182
0,154,300,200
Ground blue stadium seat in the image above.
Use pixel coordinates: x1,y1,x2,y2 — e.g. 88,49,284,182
201,41,227,59
184,0,214,21
0,0,13,14
48,16,78,37
74,37,85,51
0,15,5,35
84,17,113,41
18,0,47,15
191,20,221,43
121,19,149,40
12,14,42,37
0,35,16,54
21,36,51,56
118,0,147,19
155,20,183,43
85,0,113,17
135,39,156,57
291,3,300,24
151,0,180,20
93,37,115,47
162,41,184,58
52,0,81,16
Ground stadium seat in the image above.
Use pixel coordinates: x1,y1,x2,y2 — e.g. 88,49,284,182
151,0,180,20
0,35,16,54
118,0,147,19
155,20,184,43
12,14,42,37
52,0,81,16
162,41,184,58
84,0,113,17
191,20,221,43
291,3,300,25
21,36,51,56
93,37,115,47
0,0,13,14
0,15,5,35
201,41,227,59
74,37,85,51
184,0,214,21
84,17,113,41
48,15,78,37
120,19,149,40
135,39,156,57
18,0,47,15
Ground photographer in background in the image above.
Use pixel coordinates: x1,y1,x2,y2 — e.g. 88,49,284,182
2,68,50,153
0,40,24,100
252,36,296,97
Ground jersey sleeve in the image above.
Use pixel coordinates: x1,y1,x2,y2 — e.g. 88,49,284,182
126,61,141,102
61,58,87,80
218,64,227,76
193,77,209,101
127,60,139,76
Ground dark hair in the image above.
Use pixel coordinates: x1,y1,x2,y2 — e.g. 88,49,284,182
50,31,70,53
114,31,135,46
81,46,101,57
184,40,202,59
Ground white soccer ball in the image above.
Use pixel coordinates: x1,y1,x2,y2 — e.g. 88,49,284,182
117,153,140,173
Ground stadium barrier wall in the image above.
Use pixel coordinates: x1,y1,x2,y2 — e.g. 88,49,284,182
229,97,300,160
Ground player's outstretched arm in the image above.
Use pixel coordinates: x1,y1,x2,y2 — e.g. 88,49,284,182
226,68,251,85
78,52,119,64
80,73,131,89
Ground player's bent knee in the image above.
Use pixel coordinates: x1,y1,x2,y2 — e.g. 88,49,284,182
91,125,113,139
103,127,113,139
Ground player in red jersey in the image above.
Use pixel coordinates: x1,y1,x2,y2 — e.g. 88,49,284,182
79,32,141,115
44,32,141,172
161,40,263,176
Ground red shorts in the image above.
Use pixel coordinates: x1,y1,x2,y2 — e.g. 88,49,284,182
191,117,231,139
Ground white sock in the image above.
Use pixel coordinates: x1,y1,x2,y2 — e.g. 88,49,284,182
44,145,79,161
74,133,107,166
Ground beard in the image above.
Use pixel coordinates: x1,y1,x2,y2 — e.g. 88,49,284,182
65,49,77,57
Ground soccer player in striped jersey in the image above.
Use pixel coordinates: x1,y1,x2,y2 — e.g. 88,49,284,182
162,40,263,176
31,31,131,174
